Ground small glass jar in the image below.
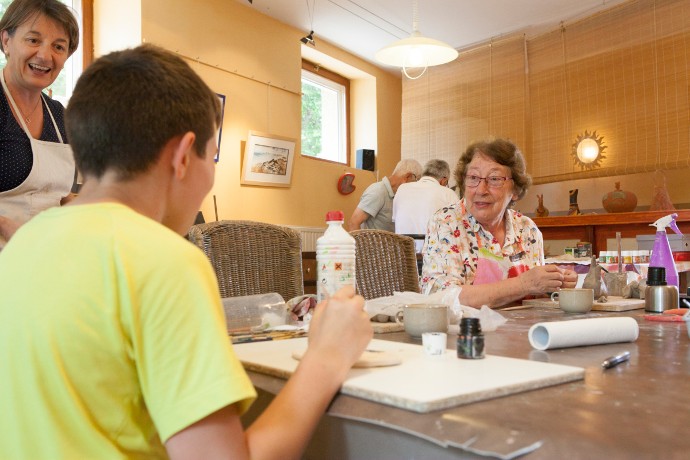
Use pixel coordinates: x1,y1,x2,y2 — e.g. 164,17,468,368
457,317,485,359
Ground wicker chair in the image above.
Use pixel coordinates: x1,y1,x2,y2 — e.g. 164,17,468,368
187,220,304,300
351,229,420,300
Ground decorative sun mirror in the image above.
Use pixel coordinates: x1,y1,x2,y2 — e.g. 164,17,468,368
571,130,606,170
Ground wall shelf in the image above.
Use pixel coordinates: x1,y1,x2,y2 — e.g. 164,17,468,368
533,209,690,256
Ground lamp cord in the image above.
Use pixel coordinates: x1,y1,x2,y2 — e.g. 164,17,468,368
305,0,315,32
403,0,426,79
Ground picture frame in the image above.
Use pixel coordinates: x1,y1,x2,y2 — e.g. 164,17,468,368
215,93,226,163
240,131,296,187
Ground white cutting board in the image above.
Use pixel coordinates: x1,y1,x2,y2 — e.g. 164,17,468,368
234,338,584,413
523,295,644,312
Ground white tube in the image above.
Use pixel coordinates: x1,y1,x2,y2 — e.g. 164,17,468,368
528,317,639,351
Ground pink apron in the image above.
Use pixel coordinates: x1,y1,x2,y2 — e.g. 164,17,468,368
473,248,530,285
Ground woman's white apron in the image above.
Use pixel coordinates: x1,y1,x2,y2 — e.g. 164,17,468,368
0,72,74,246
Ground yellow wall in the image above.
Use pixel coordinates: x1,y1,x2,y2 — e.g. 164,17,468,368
126,0,400,227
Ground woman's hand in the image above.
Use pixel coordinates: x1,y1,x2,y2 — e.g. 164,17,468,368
561,269,578,289
518,265,573,296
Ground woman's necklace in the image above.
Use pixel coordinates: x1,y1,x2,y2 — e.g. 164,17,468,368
19,96,42,125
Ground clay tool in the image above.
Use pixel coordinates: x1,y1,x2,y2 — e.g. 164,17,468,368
601,351,630,369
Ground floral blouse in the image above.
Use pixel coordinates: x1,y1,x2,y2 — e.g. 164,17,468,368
420,198,544,294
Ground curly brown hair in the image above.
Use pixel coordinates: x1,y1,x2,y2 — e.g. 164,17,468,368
454,138,532,207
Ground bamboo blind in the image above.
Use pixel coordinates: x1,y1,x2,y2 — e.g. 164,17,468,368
402,0,690,185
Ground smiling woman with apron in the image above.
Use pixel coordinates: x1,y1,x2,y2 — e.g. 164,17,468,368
0,71,74,249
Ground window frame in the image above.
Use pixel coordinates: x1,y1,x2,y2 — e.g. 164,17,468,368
300,59,351,166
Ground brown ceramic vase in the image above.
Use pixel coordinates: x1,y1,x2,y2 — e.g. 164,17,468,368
602,182,637,213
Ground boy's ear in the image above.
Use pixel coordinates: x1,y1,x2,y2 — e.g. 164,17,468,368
170,132,196,180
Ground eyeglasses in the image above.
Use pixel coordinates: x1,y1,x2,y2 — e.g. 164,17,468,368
465,175,513,188
410,173,418,182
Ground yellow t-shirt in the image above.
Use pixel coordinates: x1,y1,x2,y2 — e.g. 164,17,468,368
0,203,256,459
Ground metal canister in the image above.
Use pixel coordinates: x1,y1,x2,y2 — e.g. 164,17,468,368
576,241,592,258
644,266,679,312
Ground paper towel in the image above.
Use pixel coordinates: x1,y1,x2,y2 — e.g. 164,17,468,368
528,317,639,350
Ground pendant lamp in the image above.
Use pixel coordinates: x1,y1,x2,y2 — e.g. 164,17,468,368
375,0,458,79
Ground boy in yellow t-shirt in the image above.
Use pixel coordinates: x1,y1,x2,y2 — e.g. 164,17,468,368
0,44,372,459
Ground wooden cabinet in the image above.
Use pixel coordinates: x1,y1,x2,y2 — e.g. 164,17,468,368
302,251,316,294
533,210,690,256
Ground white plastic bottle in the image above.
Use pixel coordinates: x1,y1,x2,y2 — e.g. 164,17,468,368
316,210,356,303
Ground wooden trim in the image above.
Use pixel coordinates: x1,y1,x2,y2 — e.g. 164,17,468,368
301,59,351,166
81,0,94,67
534,210,690,255
533,210,690,227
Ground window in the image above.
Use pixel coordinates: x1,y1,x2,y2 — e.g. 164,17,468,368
301,60,350,164
0,0,90,105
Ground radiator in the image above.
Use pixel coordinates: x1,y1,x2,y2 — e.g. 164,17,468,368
286,226,325,252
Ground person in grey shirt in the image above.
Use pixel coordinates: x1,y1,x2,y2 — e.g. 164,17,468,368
348,159,422,232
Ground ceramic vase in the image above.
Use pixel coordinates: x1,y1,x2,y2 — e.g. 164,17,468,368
568,189,581,216
602,182,637,213
535,194,549,217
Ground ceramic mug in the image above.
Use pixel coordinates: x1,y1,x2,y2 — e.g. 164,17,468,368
551,288,594,313
395,304,448,338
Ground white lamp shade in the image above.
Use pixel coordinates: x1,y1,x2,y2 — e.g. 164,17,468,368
375,34,458,68
576,138,600,163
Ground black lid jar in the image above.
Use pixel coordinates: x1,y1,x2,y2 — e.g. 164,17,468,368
457,317,485,359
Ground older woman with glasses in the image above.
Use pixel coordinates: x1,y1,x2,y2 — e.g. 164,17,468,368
421,138,577,308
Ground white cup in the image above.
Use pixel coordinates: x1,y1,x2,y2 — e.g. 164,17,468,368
551,288,594,313
395,304,448,338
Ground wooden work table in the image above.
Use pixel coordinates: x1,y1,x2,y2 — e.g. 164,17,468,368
240,307,690,459
532,209,690,256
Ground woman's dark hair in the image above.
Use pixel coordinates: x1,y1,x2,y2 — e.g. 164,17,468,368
454,138,532,206
0,0,80,57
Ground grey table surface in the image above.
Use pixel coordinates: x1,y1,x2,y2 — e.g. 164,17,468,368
241,307,690,459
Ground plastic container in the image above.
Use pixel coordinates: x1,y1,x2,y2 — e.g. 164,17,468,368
316,210,356,303
221,292,287,333
622,250,633,264
632,250,642,264
649,213,682,290
641,250,650,263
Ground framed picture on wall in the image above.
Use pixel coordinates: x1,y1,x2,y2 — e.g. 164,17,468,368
240,131,296,187
215,93,226,163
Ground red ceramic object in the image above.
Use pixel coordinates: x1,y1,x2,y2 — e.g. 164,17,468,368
602,182,637,213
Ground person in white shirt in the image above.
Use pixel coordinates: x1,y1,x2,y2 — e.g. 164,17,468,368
392,159,459,252
348,158,422,232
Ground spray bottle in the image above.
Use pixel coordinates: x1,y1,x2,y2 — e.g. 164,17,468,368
649,213,682,290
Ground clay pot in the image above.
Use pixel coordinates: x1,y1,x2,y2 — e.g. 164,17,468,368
602,182,637,213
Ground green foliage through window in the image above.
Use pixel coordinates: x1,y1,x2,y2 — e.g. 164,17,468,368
300,65,348,164
301,80,322,157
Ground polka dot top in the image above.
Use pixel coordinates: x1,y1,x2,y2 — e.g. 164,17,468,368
0,90,68,192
